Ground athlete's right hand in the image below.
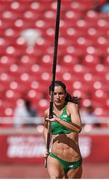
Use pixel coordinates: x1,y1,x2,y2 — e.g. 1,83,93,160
43,151,49,158
44,151,49,168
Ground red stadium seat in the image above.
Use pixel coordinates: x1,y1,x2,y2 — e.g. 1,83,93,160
0,0,109,119
82,54,100,68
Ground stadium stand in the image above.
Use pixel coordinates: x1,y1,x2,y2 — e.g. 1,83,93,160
0,0,109,125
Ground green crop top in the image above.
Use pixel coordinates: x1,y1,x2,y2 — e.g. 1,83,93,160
51,106,74,135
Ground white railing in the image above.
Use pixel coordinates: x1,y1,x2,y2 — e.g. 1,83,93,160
0,116,43,125
0,116,109,124
0,116,109,135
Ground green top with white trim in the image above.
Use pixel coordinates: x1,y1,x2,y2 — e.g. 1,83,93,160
51,106,75,135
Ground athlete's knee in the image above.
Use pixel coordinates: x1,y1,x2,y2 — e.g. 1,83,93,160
50,175,62,179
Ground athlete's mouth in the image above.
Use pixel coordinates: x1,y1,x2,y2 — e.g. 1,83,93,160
55,100,61,103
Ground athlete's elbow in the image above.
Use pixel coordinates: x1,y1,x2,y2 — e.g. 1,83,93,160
74,126,82,133
78,126,82,133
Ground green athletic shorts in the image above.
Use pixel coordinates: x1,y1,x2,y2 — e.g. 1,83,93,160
49,152,82,173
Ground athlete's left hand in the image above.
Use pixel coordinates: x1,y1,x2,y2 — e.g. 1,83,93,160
45,117,57,122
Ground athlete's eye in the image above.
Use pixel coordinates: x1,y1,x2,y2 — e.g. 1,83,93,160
58,92,64,95
54,92,64,96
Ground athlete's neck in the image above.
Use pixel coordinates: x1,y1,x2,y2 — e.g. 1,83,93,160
54,103,65,111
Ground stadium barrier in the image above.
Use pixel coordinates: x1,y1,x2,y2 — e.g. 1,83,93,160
0,117,109,164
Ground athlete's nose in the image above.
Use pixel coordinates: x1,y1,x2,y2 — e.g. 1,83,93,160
56,94,60,98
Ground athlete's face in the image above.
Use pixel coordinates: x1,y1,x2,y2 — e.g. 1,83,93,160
53,86,66,107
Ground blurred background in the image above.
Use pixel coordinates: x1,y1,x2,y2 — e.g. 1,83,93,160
0,0,109,178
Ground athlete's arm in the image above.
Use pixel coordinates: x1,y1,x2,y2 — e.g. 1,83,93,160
46,103,82,133
68,102,82,132
56,111,82,133
43,110,49,145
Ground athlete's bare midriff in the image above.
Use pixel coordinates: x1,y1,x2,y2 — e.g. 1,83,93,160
51,132,81,162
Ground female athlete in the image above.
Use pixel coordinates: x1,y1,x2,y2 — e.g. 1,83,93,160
43,80,82,179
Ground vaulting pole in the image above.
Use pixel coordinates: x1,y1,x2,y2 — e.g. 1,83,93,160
45,0,61,168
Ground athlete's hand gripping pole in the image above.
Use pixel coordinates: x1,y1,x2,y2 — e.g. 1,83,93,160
44,0,61,168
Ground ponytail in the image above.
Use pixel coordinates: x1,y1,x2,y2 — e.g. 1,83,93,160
66,92,80,105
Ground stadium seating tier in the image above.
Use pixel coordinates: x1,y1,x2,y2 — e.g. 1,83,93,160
0,0,109,119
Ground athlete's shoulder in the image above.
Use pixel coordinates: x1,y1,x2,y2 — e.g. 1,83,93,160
44,108,49,117
67,101,77,107
67,102,79,111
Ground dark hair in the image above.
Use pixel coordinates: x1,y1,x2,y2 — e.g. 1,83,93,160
49,80,79,104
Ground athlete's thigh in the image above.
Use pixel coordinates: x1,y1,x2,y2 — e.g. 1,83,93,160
47,155,64,178
65,165,82,179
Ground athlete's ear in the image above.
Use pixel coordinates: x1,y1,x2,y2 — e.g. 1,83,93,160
65,92,67,99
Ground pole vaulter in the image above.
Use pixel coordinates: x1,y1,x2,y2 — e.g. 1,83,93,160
45,0,61,168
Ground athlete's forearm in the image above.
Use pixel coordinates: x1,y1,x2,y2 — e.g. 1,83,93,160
43,127,48,145
56,117,82,133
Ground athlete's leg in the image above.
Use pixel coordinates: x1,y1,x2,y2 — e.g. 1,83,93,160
47,154,65,179
65,165,82,179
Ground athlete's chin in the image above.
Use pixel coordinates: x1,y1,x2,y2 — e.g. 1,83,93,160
55,101,62,106
54,101,65,107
